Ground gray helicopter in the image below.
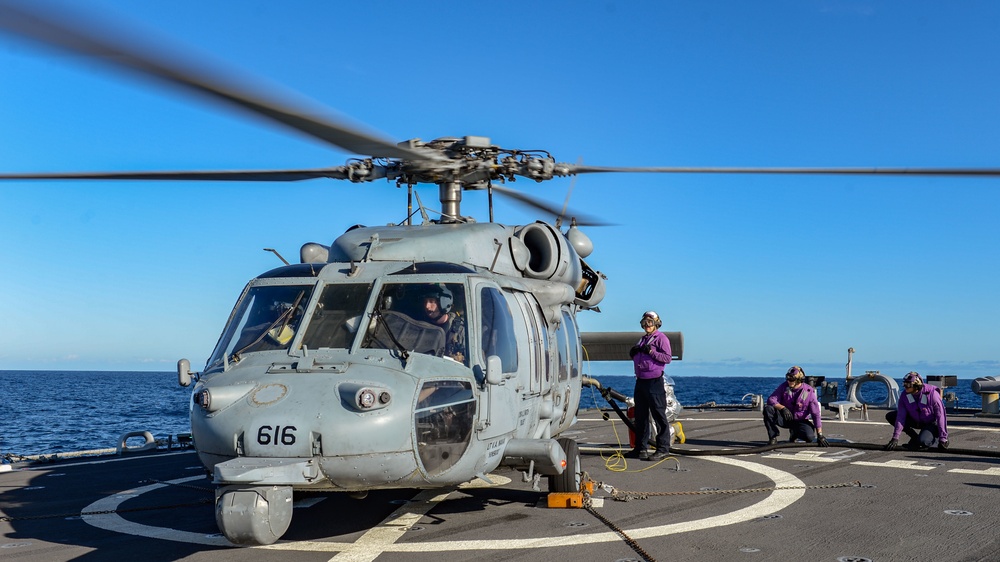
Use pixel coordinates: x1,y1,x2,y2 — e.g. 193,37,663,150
174,208,670,545
3,2,999,547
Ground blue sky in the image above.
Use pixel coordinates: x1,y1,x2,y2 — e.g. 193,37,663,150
1,1,998,381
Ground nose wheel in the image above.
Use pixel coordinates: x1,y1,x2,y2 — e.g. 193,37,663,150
215,485,294,545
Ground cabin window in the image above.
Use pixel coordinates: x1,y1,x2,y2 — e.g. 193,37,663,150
301,283,373,350
206,284,314,371
536,304,551,384
512,292,549,393
414,380,475,475
479,287,517,373
555,318,569,381
554,308,580,381
562,310,580,379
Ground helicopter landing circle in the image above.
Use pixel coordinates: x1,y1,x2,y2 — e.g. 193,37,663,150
80,456,804,553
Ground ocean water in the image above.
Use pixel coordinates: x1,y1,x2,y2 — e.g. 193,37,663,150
0,371,986,457
0,371,191,458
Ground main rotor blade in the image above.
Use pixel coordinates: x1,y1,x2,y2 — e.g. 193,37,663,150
0,168,350,182
490,184,611,226
0,2,437,162
564,165,1000,177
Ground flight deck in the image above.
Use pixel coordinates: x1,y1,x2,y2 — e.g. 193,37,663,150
3,407,998,562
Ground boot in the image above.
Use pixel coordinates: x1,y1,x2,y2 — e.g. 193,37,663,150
623,448,649,460
646,449,670,462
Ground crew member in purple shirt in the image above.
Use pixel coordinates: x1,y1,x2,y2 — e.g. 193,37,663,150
625,311,672,462
763,366,829,446
884,372,950,451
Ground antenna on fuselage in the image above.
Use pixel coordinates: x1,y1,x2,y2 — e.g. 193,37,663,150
264,248,290,265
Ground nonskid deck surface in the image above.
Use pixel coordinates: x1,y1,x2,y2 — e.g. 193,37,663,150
2,408,998,562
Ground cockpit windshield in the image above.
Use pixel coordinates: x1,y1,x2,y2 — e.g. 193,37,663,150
300,282,373,350
205,284,313,372
204,279,469,373
362,282,468,364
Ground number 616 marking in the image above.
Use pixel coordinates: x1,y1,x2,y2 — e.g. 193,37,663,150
257,425,297,445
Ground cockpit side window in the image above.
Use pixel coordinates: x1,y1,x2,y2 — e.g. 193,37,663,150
206,284,313,371
414,380,475,475
301,283,373,350
479,287,518,373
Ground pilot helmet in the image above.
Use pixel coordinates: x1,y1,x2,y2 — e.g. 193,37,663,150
422,284,453,313
903,371,923,388
785,365,806,383
640,310,662,328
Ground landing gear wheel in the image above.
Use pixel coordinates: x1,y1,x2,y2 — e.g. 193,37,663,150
215,485,293,545
548,437,581,493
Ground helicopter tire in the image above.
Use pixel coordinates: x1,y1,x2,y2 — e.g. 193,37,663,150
215,484,293,546
548,437,582,494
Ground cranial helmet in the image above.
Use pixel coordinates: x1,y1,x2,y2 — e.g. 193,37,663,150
903,371,923,387
422,284,453,313
641,310,662,328
786,365,806,383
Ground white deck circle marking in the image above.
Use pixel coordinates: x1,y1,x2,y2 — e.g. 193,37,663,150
81,476,231,546
81,456,804,554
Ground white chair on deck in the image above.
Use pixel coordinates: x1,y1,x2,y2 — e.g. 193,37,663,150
829,400,867,421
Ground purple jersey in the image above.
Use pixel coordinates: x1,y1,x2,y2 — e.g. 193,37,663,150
632,330,672,379
767,382,823,430
892,385,948,441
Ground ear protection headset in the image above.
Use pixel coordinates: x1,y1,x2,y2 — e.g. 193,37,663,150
641,310,662,328
903,371,923,388
785,365,806,383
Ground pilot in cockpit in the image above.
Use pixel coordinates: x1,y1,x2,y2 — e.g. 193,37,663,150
417,284,467,363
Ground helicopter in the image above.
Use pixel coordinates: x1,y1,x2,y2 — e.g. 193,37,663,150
3,2,1000,547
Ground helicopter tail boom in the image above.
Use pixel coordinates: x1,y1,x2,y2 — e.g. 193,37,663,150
581,331,684,361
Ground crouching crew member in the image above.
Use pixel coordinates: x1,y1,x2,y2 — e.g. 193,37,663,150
884,372,949,451
763,366,829,446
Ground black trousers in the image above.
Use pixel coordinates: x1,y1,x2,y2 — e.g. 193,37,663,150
633,376,671,452
885,410,941,448
763,404,816,442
